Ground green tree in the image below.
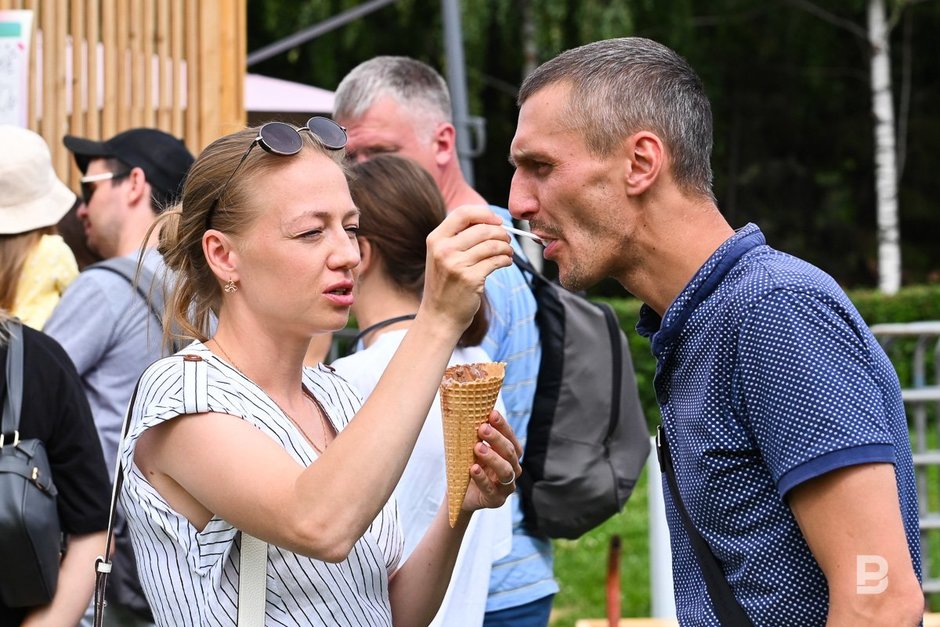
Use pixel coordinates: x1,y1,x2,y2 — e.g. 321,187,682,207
246,0,940,290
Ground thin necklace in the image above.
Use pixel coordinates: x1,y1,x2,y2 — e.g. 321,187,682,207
209,338,331,453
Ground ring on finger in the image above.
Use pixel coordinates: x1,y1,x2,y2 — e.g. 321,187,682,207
499,469,516,486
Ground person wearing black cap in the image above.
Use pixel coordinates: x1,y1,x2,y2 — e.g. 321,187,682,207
44,128,194,627
61,128,193,258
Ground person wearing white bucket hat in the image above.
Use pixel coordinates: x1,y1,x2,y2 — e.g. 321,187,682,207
0,125,80,329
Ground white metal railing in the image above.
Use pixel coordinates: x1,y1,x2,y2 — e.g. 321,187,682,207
871,321,940,596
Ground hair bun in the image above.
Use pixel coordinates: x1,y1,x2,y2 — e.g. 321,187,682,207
156,207,183,267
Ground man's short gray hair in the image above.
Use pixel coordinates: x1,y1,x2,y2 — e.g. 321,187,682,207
334,56,452,140
519,37,715,202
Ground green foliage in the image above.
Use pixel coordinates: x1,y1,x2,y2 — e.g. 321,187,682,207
247,0,940,288
550,465,652,625
849,284,940,325
850,284,940,391
600,284,940,430
533,1,634,58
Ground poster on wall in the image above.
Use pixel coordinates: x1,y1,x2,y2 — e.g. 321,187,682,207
0,10,32,127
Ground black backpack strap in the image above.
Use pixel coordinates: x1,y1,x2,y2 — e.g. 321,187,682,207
512,252,540,284
88,257,162,327
1,320,24,442
600,304,623,442
656,426,754,626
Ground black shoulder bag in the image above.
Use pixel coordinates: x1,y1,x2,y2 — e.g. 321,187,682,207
0,321,63,608
656,425,754,626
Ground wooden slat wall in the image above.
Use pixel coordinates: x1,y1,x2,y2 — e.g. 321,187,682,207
0,0,246,187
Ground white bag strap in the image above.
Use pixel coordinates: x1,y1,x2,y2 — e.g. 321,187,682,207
182,355,270,626
183,354,269,626
238,532,268,626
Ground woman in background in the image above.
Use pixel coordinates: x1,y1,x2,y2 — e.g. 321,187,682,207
0,310,110,626
331,154,513,627
0,126,80,329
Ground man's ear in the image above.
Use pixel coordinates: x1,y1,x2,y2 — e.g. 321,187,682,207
623,131,664,197
125,166,151,207
203,230,239,285
431,122,456,167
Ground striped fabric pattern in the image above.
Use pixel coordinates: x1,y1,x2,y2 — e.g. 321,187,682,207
118,342,403,626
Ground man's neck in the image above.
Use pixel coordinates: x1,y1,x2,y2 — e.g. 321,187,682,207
618,197,734,317
438,165,487,211
113,213,160,258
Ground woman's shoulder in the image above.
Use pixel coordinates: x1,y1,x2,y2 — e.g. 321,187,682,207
130,344,251,441
330,331,403,390
134,353,194,413
22,234,78,282
20,323,66,357
137,343,225,403
329,349,372,385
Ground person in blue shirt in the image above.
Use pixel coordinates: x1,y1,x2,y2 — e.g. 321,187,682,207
334,57,554,626
507,37,923,626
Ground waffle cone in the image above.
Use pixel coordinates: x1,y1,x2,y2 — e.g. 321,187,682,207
440,362,506,527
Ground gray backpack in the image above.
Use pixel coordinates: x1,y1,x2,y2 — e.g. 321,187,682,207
513,254,650,539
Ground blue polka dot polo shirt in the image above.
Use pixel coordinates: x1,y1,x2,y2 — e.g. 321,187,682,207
637,224,921,626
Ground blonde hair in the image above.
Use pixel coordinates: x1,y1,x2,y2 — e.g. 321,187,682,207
0,227,54,311
152,126,344,347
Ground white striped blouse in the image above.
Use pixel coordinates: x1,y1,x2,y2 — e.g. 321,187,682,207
118,342,403,626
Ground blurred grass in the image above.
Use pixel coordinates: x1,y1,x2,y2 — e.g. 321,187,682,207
549,464,653,626
926,422,940,612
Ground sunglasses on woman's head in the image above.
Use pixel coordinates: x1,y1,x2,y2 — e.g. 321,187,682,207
79,169,131,204
205,117,347,229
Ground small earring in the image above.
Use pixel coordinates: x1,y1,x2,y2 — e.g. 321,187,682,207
223,279,238,294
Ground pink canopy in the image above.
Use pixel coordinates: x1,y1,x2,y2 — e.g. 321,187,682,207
245,73,334,114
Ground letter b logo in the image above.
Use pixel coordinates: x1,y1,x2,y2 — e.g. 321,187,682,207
856,555,888,594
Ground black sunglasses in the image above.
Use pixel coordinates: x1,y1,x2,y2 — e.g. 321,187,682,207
79,169,131,204
205,117,347,229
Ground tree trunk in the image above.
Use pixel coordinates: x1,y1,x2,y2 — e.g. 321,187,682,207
868,0,901,294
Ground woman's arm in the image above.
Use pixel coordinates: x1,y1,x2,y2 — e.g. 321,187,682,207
136,207,515,561
389,411,522,626
21,531,107,627
389,501,471,627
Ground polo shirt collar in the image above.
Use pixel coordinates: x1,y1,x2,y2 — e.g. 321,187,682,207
636,223,765,355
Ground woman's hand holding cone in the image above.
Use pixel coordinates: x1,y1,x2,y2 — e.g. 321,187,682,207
462,410,523,516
